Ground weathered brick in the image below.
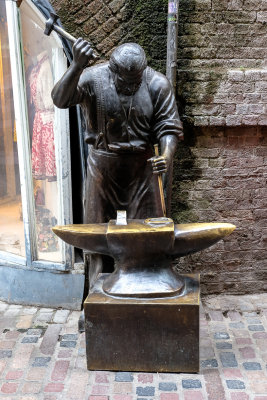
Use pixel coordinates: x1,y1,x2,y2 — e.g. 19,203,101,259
51,360,70,381
1,382,19,394
44,383,64,392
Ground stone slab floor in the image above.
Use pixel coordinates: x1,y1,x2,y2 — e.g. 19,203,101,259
0,293,267,400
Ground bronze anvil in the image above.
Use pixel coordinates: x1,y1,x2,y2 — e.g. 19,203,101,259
53,217,235,298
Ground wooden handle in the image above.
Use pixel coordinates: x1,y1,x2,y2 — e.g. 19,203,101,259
154,144,166,217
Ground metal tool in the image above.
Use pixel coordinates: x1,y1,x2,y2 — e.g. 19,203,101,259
154,144,167,217
44,12,97,59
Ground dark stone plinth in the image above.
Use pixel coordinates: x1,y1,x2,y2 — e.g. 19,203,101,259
84,274,200,372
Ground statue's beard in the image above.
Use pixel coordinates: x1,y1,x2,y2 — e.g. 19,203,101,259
114,79,142,96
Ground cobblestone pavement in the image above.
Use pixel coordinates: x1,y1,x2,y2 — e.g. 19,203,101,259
0,293,267,399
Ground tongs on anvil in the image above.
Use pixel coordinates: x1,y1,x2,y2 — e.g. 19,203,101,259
44,11,97,60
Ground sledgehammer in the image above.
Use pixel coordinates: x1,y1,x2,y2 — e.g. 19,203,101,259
44,12,97,59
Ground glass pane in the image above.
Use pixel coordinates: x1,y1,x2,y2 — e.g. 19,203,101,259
20,2,64,262
0,3,25,257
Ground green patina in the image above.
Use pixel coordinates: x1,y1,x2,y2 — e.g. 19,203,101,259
121,0,168,73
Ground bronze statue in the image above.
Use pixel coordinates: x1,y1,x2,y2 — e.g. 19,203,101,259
52,41,182,221
52,40,183,282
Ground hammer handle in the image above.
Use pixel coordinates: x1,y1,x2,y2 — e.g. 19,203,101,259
154,144,167,217
53,24,77,43
53,25,98,60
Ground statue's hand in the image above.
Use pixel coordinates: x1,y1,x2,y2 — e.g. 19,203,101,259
148,155,170,175
73,38,94,69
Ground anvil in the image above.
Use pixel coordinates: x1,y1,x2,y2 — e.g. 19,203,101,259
53,217,235,298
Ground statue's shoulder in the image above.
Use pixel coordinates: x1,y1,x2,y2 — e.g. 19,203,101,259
80,62,110,85
145,67,172,94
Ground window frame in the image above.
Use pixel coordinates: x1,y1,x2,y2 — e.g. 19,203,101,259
1,0,73,271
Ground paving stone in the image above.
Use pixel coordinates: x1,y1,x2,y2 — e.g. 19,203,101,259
27,329,42,336
21,307,38,315
245,371,267,381
0,340,16,349
182,379,202,389
230,393,249,400
229,322,245,329
214,332,230,339
51,360,70,381
246,318,262,324
201,359,218,368
184,392,203,400
0,350,12,359
32,357,51,367
249,381,267,393
95,372,110,383
1,382,19,394
200,347,215,358
243,312,257,317
228,311,241,321
40,324,62,356
136,387,155,396
11,344,34,368
138,374,153,384
4,306,22,316
59,340,76,348
44,383,64,392
115,372,134,382
220,352,238,367
16,315,34,329
248,325,264,331
159,382,177,391
22,382,42,394
243,362,262,370
91,385,109,395
26,367,47,381
236,338,252,345
89,397,109,400
113,382,133,394
239,346,256,359
223,368,243,378
5,331,20,340
61,334,78,341
209,311,224,321
22,337,38,343
113,396,133,400
58,349,72,358
5,369,24,380
67,370,89,399
226,380,245,389
53,310,70,324
252,332,267,339
160,395,179,400
216,342,232,349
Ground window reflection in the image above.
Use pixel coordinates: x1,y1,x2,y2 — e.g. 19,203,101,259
0,2,25,257
21,3,61,261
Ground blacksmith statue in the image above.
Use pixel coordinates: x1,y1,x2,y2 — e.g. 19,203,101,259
52,40,183,286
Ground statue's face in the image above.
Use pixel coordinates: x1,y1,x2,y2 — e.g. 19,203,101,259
112,70,143,96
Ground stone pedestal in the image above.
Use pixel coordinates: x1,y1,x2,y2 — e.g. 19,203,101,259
84,273,200,372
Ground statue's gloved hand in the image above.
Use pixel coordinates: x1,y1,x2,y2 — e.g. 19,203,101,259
148,155,170,174
73,38,94,69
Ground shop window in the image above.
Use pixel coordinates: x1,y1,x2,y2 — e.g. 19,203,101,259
0,1,25,258
0,0,73,269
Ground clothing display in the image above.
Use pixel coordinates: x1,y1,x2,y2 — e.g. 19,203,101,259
29,54,56,181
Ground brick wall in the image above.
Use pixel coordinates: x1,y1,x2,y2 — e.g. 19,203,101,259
50,0,168,71
50,0,267,295
172,126,267,294
178,0,267,126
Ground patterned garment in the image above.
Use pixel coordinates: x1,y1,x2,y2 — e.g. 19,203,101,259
30,55,56,180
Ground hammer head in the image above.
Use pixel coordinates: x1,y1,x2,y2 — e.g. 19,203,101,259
44,12,59,36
